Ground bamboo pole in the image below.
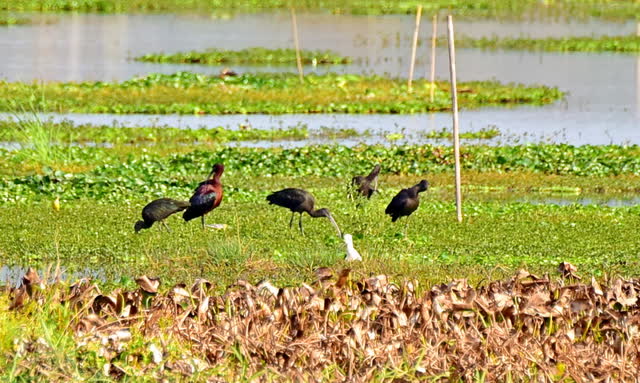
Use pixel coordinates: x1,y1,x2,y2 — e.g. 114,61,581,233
407,5,423,92
446,15,463,223
429,14,438,103
291,7,304,82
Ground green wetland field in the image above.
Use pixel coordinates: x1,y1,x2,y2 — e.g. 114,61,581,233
2,139,640,286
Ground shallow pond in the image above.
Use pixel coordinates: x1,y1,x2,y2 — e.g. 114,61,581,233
0,13,638,145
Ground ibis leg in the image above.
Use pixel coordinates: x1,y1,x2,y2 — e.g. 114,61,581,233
201,215,206,230
289,211,295,229
404,217,409,238
299,213,304,235
162,221,172,233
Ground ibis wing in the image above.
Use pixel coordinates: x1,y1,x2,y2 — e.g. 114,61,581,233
385,191,407,215
143,198,190,221
266,188,308,207
190,191,217,207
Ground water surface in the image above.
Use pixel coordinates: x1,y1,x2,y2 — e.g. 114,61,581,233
0,13,638,145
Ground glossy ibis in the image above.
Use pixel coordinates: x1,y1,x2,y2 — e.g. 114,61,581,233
385,180,429,235
266,188,342,237
343,234,362,261
183,163,224,229
349,164,381,200
135,198,190,233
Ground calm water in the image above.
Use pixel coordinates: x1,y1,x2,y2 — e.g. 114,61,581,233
0,13,639,145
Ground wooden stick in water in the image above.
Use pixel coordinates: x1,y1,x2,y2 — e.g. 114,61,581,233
291,7,304,83
447,15,463,223
429,14,438,103
407,5,423,92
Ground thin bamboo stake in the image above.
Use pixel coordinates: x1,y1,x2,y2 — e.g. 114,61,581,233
447,15,463,223
291,7,304,82
429,14,438,103
407,5,423,92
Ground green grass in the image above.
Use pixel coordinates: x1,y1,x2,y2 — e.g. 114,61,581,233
451,34,640,53
2,110,72,167
135,47,351,65
2,0,640,20
1,191,638,288
0,72,565,115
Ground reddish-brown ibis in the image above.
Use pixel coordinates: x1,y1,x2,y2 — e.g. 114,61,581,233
349,164,381,200
135,198,190,233
183,163,224,229
385,180,429,234
266,188,342,237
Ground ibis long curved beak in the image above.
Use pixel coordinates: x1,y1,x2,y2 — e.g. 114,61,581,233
326,212,343,239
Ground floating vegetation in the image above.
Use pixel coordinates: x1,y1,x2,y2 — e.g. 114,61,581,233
3,266,640,380
135,47,351,65
2,0,640,20
424,126,501,140
451,34,640,53
0,14,30,26
0,72,564,115
2,144,640,203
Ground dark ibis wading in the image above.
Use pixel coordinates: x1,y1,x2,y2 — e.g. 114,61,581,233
183,163,224,229
135,198,190,233
385,180,429,234
266,188,342,237
349,164,381,200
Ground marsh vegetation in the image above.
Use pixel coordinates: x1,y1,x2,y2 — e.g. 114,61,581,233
135,48,351,65
0,72,564,115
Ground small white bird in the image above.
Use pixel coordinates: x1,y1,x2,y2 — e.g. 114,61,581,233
343,234,362,262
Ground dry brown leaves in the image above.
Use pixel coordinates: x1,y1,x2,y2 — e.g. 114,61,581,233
6,264,640,381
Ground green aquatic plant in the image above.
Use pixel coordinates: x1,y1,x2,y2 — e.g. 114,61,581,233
0,14,30,25
135,47,351,65
1,144,639,203
424,126,501,139
450,34,640,54
0,72,565,115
